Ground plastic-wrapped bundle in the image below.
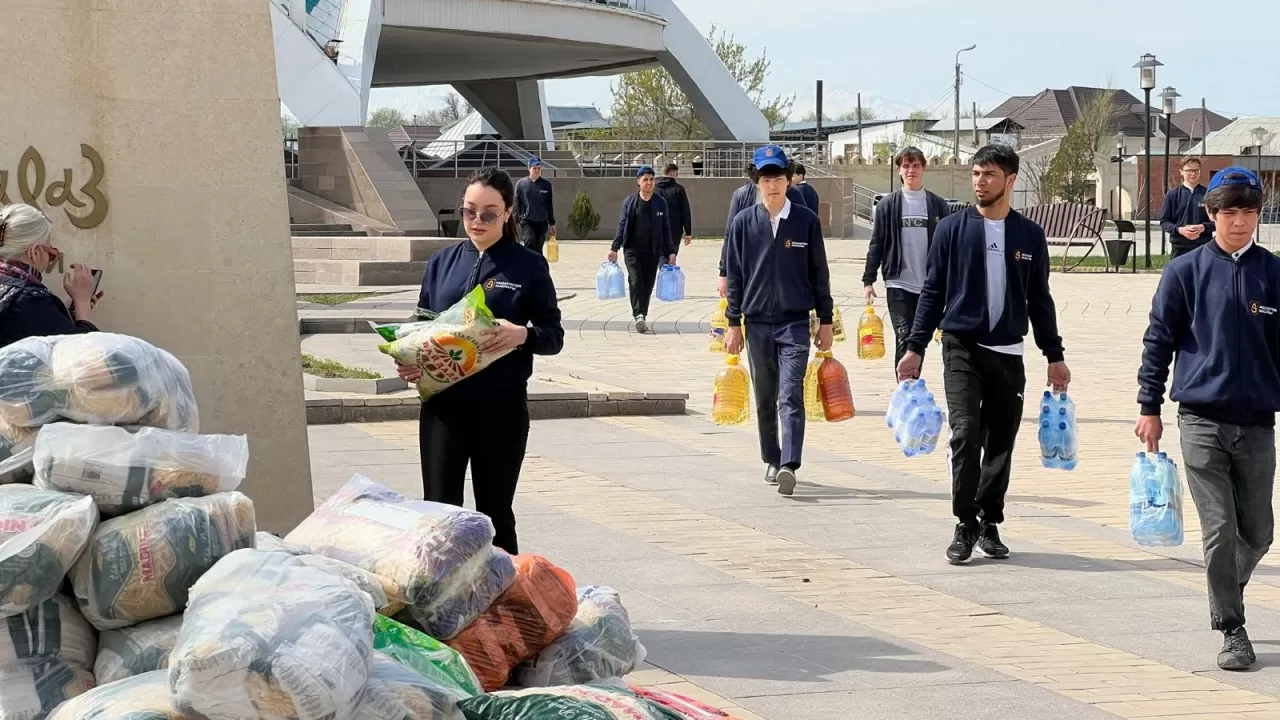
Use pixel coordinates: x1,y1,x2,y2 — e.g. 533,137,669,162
0,594,95,672
514,586,646,688
71,492,256,630
46,670,182,720
458,686,685,720
93,614,182,685
168,549,376,720
376,286,515,400
285,475,516,639
0,418,35,484
0,486,97,618
0,659,96,720
0,333,198,431
33,424,247,517
254,532,399,614
631,687,741,720
371,615,481,697
446,555,577,691
353,651,473,720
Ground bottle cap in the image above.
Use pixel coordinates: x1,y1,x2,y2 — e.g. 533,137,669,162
1058,422,1067,430
1156,451,1167,459
726,355,739,366
1136,452,1146,458
1043,390,1052,398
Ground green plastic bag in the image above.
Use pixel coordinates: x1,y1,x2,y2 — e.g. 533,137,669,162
373,614,482,697
458,686,686,720
376,286,513,400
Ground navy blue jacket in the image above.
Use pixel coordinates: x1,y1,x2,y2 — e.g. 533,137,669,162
1137,242,1280,427
906,208,1064,361
795,182,820,215
610,193,676,257
718,183,807,276
724,202,833,328
514,177,556,226
416,236,564,404
0,275,96,349
1159,185,1214,250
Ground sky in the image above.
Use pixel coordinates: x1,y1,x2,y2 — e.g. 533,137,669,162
369,0,1280,123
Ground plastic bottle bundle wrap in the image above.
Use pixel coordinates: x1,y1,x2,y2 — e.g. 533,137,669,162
376,287,515,401
0,333,198,432
46,670,183,720
285,475,517,639
353,651,475,720
93,614,183,685
513,585,646,688
445,554,578,691
0,486,97,618
254,532,400,615
32,424,248,517
168,549,377,720
458,686,686,720
71,492,256,630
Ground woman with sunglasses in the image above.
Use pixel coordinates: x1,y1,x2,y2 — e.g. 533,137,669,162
0,204,101,349
394,168,564,555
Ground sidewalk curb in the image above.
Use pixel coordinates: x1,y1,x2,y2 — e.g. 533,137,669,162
306,389,687,424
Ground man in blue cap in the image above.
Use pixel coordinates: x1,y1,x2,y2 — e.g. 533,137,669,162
723,145,833,495
1135,166,1278,671
609,165,677,333
514,157,556,255
716,161,810,298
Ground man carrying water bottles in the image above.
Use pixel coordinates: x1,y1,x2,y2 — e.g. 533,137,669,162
1135,167,1278,671
608,166,677,334
897,144,1069,565
723,145,834,496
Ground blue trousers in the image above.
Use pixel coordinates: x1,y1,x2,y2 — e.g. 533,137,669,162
745,319,810,470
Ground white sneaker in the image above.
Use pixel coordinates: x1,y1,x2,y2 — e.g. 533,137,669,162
635,315,648,333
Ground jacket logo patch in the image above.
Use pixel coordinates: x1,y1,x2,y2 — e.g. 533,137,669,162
1015,250,1032,262
784,239,808,249
485,279,495,290
492,280,522,292
1251,302,1276,316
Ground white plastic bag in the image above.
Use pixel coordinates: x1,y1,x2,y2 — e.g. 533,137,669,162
0,659,95,720
0,486,97,618
352,651,471,720
253,531,398,614
513,586,646,687
168,549,376,720
0,594,95,671
94,614,183,685
46,670,181,720
33,424,247,516
0,418,35,485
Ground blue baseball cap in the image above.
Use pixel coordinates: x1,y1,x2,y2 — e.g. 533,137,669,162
528,157,543,167
1208,166,1264,192
636,165,655,178
753,145,788,170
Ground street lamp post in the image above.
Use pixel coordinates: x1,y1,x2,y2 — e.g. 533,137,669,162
954,44,977,165
1160,86,1180,256
1252,126,1268,177
1115,132,1126,220
1134,53,1163,268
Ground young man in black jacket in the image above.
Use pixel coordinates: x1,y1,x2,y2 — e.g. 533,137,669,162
724,145,834,496
1135,167,1277,671
514,158,556,254
791,163,820,215
609,166,677,333
1159,156,1214,258
898,144,1070,565
716,162,809,298
654,164,693,255
862,147,952,366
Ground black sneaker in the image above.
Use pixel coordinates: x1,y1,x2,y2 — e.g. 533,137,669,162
776,467,797,496
1219,627,1256,671
978,523,1010,560
946,523,980,565
764,465,779,485
635,316,648,333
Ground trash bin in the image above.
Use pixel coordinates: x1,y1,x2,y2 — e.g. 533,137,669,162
1104,239,1134,267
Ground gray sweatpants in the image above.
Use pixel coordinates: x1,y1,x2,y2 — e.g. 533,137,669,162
1179,414,1276,631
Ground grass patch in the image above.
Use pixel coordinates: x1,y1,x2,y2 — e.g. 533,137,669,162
1064,253,1173,270
301,354,383,380
299,292,379,306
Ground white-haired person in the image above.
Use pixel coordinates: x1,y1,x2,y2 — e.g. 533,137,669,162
0,204,101,348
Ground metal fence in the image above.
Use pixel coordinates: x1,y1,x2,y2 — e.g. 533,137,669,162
562,0,653,14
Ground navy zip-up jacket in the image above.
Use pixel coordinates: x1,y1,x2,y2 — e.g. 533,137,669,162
0,275,97,349
416,235,564,404
1159,185,1214,249
610,193,676,257
514,177,556,226
1137,242,1280,427
906,208,1064,361
718,183,807,276
795,182,820,215
724,202,833,328
654,177,692,238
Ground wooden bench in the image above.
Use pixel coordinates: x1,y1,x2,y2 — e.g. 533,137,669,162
1019,203,1107,272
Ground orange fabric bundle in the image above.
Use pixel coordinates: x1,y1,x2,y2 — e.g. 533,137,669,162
446,554,578,691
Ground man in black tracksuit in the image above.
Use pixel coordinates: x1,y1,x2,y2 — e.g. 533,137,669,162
654,163,693,255
862,147,952,366
1136,167,1276,672
899,144,1070,565
1159,156,1215,258
724,145,834,497
609,166,677,334
514,157,556,254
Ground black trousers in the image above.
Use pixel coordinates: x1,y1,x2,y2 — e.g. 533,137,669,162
623,250,661,318
885,287,920,368
519,222,549,255
941,336,1026,526
420,392,530,555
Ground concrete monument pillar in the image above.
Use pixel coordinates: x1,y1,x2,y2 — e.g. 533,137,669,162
1,0,314,532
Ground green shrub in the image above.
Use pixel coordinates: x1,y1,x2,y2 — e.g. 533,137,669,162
567,191,601,240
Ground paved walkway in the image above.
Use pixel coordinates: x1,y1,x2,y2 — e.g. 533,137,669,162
307,240,1280,719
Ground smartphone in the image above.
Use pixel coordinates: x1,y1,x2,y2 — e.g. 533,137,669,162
90,269,103,295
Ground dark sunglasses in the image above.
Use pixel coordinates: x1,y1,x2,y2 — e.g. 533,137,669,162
459,207,504,225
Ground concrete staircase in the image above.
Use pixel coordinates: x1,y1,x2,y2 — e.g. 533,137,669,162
291,223,369,238
292,235,453,286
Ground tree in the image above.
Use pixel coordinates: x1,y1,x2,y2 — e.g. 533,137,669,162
367,107,407,129
567,191,601,240
800,106,878,123
1042,90,1117,203
281,113,301,140
609,25,792,139
416,93,472,126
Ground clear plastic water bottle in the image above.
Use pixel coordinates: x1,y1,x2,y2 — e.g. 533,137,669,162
1153,452,1184,545
921,408,944,454
607,262,626,299
1057,412,1078,471
596,262,613,300
902,408,927,457
1129,453,1154,542
887,380,912,429
1039,419,1061,469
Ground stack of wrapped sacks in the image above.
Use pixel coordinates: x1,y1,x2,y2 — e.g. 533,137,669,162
255,531,402,615
513,585,647,687
285,474,517,640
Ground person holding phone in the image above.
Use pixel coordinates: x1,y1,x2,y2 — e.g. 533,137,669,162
0,204,102,348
